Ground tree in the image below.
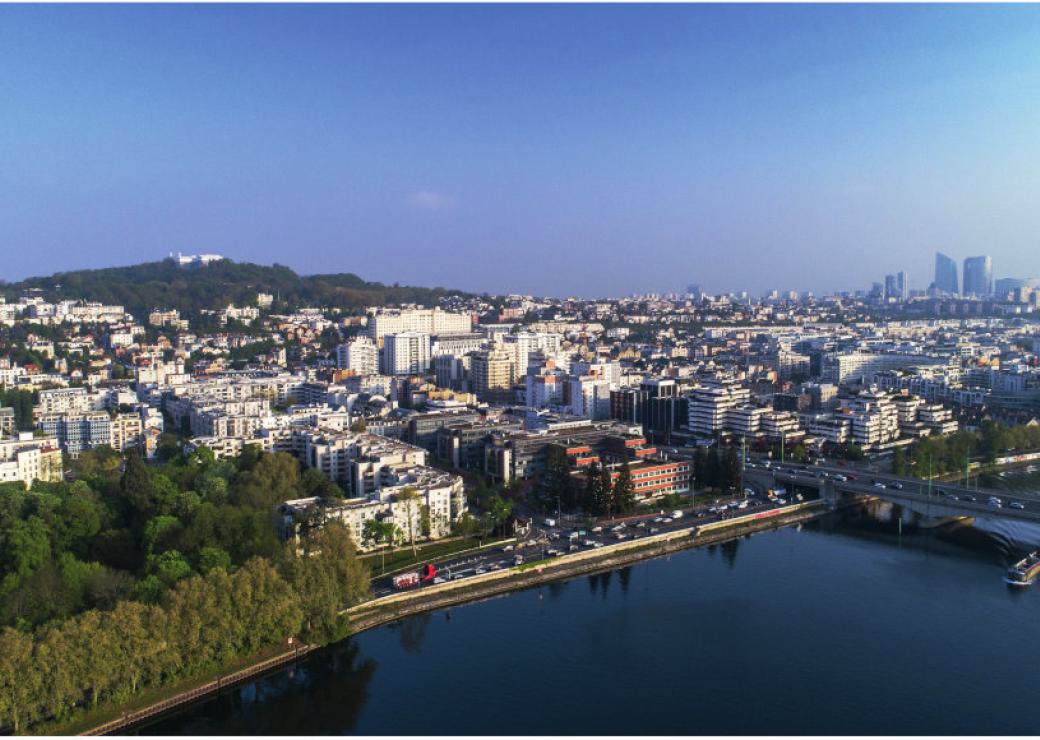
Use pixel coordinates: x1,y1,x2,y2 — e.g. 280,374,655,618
285,523,368,643
197,546,232,574
544,445,577,512
485,494,513,536
0,627,37,732
229,452,304,510
612,460,636,514
396,486,421,555
419,504,432,538
585,462,606,517
120,450,154,519
693,447,708,491
705,449,722,491
362,518,397,574
891,448,907,476
722,447,742,491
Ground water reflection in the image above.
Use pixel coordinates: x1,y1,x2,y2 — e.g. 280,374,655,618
138,639,377,735
618,566,632,594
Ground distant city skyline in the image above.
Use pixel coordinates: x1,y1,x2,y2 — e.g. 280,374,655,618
2,4,1040,297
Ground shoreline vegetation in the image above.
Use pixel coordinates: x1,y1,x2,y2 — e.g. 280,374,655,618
0,446,368,736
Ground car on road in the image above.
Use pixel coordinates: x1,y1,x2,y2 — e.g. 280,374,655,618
988,496,1003,508
502,545,514,552
874,482,886,489
653,517,664,523
661,517,673,523
1010,501,1026,510
591,526,603,533
892,482,903,490
834,474,847,482
963,495,977,502
635,521,647,528
649,527,660,534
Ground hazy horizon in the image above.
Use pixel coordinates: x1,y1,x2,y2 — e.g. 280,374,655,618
2,4,1039,297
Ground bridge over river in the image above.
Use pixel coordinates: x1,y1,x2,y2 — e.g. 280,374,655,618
743,462,1040,548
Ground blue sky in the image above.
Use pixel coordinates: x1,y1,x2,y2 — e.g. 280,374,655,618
1,4,1039,297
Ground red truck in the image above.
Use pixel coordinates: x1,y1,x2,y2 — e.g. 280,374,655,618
392,563,437,589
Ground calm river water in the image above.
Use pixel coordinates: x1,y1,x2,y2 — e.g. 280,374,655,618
141,474,1040,735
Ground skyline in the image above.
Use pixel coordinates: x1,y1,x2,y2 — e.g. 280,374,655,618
2,4,1040,296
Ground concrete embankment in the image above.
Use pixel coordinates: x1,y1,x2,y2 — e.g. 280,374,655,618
347,500,827,633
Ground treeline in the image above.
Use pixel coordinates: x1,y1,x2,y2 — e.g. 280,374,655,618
0,524,366,733
541,450,637,517
898,421,1040,477
692,447,743,494
3,259,469,319
0,443,368,732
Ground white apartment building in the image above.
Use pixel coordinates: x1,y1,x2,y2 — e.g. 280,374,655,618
845,389,901,449
366,308,471,342
36,387,97,414
336,337,379,375
0,433,63,488
567,376,612,420
36,412,113,456
687,380,751,436
382,332,432,376
501,332,563,373
430,333,486,358
728,405,766,436
822,351,950,384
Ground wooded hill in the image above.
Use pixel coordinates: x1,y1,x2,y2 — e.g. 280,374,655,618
2,258,472,319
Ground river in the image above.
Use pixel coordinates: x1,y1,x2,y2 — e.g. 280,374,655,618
139,504,1040,735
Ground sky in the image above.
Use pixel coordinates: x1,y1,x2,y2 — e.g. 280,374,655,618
1,4,1039,299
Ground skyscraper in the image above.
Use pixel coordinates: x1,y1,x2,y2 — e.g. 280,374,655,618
934,252,959,295
896,271,908,300
963,255,993,297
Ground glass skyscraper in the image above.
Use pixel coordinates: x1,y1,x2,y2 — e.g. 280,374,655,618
934,251,959,295
963,255,993,297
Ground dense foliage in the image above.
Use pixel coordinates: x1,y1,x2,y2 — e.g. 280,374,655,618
906,420,1040,477
0,388,35,431
2,259,469,319
0,446,369,732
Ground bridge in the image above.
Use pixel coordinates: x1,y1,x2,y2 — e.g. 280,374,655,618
742,462,1040,547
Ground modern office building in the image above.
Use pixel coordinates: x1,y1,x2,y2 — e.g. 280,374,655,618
934,252,959,295
963,255,993,297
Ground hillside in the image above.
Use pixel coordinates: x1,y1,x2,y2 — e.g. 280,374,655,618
2,259,471,318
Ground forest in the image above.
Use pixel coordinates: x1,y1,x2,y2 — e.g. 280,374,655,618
0,444,368,733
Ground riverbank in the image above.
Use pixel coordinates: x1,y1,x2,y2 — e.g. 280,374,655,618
76,500,826,736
